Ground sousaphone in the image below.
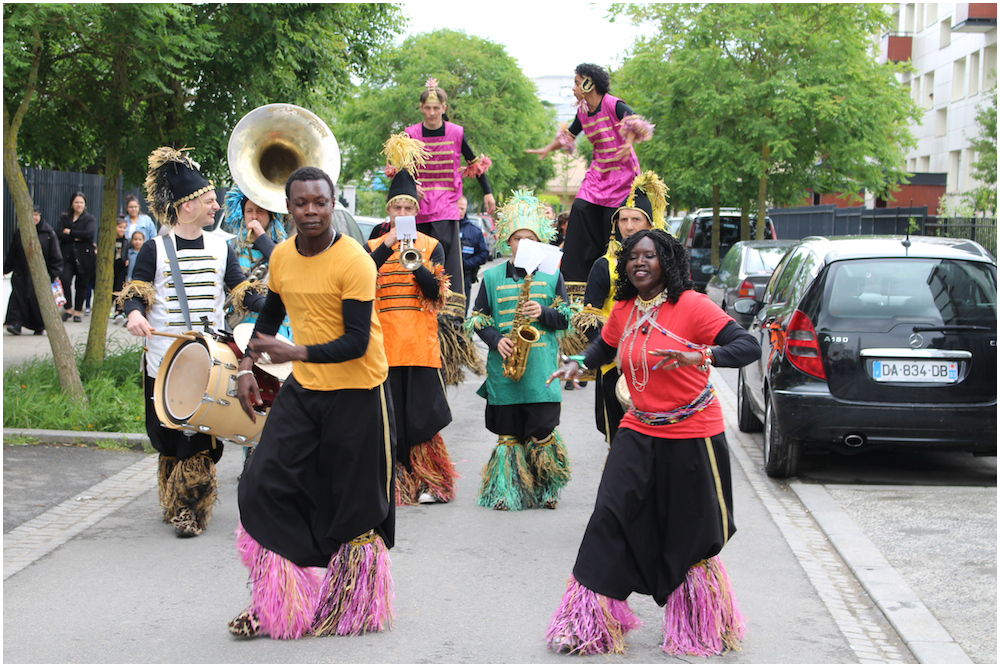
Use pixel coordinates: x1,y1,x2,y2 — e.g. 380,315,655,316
228,103,341,214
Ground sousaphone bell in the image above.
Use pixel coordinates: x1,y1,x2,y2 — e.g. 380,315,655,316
228,103,341,215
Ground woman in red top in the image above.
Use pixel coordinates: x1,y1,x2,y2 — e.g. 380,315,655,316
545,229,760,657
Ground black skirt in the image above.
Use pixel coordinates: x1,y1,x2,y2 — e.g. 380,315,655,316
572,428,736,606
238,376,396,568
388,365,452,466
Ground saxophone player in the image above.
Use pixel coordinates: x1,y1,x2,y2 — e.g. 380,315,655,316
465,190,573,511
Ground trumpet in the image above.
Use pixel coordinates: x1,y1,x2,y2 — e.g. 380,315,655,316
399,236,423,271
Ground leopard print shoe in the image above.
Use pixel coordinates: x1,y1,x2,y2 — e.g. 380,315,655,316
170,507,202,538
228,609,260,638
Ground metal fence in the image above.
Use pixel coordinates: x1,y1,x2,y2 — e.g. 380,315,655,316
767,204,997,258
3,167,148,261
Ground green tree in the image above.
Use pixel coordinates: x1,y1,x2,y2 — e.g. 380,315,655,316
613,3,920,260
965,82,997,215
335,29,555,204
6,3,404,365
3,5,90,405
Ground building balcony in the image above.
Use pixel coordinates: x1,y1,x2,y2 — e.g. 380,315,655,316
953,3,997,33
878,32,913,64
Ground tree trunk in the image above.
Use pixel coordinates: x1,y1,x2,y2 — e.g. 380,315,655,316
3,103,88,406
741,204,751,242
83,141,122,366
756,142,771,240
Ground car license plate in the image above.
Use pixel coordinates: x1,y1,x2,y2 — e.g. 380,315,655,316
871,359,958,383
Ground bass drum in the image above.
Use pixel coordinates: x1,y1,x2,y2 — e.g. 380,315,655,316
153,331,280,446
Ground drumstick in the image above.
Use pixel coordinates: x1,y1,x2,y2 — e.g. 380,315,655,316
150,331,197,341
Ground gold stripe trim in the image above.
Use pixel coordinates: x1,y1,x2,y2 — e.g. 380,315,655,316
594,166,621,174
704,436,729,545
380,385,391,505
378,306,423,312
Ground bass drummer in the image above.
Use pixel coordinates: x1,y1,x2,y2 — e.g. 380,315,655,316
118,147,265,538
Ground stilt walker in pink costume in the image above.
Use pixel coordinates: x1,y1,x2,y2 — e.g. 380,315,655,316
400,78,495,386
546,229,761,656
526,63,654,313
229,167,395,640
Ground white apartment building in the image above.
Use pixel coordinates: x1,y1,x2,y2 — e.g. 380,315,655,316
882,3,997,209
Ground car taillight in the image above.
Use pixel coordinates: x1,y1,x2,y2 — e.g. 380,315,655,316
737,279,755,298
786,309,826,380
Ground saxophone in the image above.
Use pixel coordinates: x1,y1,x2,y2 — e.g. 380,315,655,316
502,274,540,382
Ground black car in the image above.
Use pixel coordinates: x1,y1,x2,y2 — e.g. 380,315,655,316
734,235,997,478
705,239,797,328
677,208,777,292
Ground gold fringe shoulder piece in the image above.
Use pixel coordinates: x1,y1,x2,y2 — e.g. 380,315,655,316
114,280,156,310
228,279,267,320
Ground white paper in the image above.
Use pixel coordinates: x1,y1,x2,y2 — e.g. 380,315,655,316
537,243,564,275
394,215,417,240
513,238,545,275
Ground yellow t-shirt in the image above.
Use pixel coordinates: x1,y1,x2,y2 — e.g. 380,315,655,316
268,233,388,391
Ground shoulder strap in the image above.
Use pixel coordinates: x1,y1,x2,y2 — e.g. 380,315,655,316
161,234,192,330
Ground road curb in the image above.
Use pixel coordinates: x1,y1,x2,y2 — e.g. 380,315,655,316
790,482,973,664
3,428,150,451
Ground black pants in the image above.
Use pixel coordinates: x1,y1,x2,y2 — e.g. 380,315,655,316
561,199,617,283
420,219,465,298
61,262,93,312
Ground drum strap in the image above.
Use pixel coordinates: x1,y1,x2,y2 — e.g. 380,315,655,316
162,235,192,330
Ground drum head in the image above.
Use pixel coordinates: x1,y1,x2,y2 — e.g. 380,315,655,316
232,322,294,381
164,342,212,421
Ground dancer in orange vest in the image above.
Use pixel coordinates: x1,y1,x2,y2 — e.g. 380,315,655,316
367,134,457,505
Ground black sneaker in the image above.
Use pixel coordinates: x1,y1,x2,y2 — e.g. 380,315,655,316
33,328,44,336
61,311,72,322
6,324,21,335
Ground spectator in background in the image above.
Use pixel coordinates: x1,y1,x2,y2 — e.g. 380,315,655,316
110,218,129,323
56,191,96,323
123,194,158,245
458,195,489,308
4,205,63,336
126,230,145,281
552,211,569,248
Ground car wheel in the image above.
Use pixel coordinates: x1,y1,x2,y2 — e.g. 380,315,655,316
763,393,801,478
737,369,762,433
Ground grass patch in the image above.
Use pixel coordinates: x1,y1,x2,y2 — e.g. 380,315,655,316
3,339,146,433
4,434,40,446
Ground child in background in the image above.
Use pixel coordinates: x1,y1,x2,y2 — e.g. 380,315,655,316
126,230,145,281
111,219,129,323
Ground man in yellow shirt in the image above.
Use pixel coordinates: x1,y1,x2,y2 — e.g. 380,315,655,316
229,166,396,640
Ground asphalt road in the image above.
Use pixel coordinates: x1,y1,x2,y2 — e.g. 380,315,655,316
3,269,996,663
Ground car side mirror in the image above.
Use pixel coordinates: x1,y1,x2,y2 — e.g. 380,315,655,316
701,264,716,275
733,297,758,316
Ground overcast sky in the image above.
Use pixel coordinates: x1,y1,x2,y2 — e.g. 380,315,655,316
399,1,656,79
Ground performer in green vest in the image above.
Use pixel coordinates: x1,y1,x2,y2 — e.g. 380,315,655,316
465,190,574,511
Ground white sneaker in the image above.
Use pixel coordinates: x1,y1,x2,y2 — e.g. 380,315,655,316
417,492,436,504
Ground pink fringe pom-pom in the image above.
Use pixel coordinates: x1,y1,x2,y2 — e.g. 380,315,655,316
235,524,321,640
384,164,399,178
312,532,395,636
662,556,746,657
556,125,575,155
545,575,642,655
462,155,492,178
618,114,655,143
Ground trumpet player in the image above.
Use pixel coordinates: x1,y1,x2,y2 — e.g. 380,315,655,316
465,191,573,511
367,157,457,506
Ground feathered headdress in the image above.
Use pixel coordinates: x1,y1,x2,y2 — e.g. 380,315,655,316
494,189,556,254
382,133,430,206
607,171,669,255
143,147,214,228
424,77,441,105
222,184,287,248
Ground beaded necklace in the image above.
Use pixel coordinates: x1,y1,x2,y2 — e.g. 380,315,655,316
619,290,709,394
